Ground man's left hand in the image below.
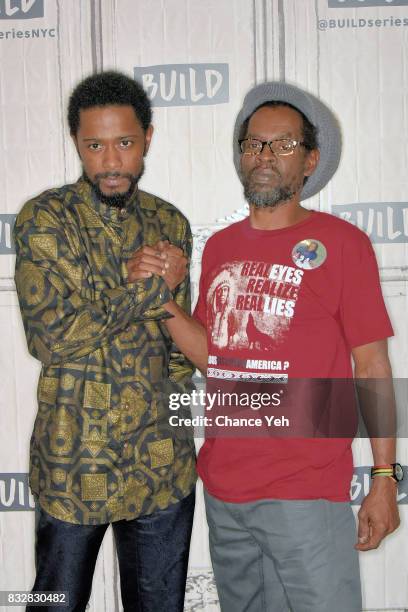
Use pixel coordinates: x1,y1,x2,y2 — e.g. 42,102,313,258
355,476,400,551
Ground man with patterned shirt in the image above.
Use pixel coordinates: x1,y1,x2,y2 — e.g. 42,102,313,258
14,71,196,612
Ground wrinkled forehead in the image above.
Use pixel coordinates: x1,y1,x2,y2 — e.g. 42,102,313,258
246,104,304,138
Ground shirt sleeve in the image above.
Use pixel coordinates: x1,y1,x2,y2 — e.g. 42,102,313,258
340,231,393,349
192,242,209,328
14,202,172,366
167,220,195,393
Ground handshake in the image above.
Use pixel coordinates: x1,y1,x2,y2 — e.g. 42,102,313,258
126,240,188,291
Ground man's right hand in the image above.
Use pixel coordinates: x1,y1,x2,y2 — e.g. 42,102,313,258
127,241,188,291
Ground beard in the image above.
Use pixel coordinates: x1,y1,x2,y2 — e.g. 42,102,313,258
84,163,145,209
243,183,296,209
241,167,300,209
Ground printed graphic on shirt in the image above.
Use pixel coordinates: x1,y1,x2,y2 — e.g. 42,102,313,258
207,355,290,381
208,261,304,351
291,239,327,270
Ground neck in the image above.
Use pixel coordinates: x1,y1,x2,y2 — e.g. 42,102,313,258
249,198,311,230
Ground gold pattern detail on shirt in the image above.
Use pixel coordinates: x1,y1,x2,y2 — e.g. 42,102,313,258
108,410,121,425
176,455,196,493
17,263,46,306
140,192,157,210
124,476,150,514
29,234,58,260
120,387,148,426
38,377,59,404
42,310,57,327
36,208,61,229
69,293,83,309
106,494,122,517
17,201,34,225
58,258,82,285
123,354,134,369
33,336,51,364
49,408,76,456
81,428,108,457
155,488,173,510
48,500,78,524
144,321,162,339
149,356,163,384
76,203,105,228
148,438,174,468
123,217,142,249
93,250,106,271
81,474,108,501
84,381,111,410
61,311,93,344
52,469,67,484
90,348,103,365
61,373,76,392
30,466,40,492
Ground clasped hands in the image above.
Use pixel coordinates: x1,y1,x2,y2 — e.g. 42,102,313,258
126,240,188,291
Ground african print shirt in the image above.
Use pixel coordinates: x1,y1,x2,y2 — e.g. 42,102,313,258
14,177,196,525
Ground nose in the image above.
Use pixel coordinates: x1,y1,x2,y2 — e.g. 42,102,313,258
102,145,122,170
256,142,276,164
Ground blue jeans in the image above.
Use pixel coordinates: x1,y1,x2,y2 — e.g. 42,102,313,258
28,490,195,612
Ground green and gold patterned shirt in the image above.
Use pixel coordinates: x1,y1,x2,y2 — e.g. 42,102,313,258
14,177,196,525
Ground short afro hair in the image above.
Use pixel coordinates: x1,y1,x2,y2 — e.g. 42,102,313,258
68,70,152,135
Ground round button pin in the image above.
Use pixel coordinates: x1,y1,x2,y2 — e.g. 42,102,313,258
291,239,327,270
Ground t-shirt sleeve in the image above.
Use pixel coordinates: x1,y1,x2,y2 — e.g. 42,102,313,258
340,232,393,348
193,262,208,328
193,237,215,327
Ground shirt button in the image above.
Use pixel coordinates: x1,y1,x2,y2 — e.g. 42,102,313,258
120,208,128,219
124,402,130,410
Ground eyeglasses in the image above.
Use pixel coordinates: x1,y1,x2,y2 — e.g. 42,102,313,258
239,138,307,156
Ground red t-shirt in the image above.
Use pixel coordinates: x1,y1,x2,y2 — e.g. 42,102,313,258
193,211,393,502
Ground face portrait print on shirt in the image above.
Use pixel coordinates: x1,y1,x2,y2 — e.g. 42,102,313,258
207,261,304,350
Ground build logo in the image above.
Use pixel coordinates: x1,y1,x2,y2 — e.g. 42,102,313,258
332,203,408,243
0,0,44,19
134,63,229,107
0,214,15,254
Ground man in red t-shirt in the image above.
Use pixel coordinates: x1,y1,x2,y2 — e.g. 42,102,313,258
133,82,401,612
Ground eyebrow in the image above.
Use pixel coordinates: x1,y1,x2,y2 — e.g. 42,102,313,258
82,134,139,142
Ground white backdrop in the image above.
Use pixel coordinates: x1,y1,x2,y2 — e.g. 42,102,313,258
0,1,407,610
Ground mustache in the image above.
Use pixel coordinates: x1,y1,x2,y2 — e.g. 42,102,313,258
249,166,281,179
94,171,135,181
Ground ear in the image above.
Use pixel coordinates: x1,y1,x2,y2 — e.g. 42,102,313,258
143,124,154,156
304,148,320,178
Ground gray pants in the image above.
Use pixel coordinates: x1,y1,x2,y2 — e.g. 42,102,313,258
204,491,362,612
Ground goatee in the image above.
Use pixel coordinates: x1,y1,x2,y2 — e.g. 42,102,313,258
84,163,145,209
240,167,302,209
243,183,296,209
